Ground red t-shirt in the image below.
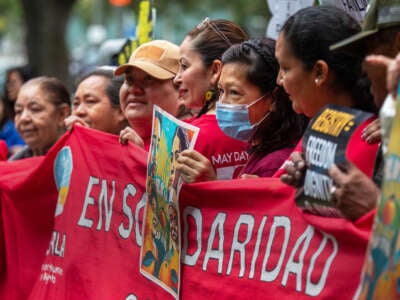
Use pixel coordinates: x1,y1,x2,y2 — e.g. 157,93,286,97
143,136,151,152
239,147,294,178
272,116,379,225
273,116,379,179
186,114,248,179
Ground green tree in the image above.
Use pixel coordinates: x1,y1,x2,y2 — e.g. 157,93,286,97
20,0,77,84
155,0,270,37
0,0,270,86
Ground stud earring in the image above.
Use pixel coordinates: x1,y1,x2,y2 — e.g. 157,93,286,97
315,78,319,84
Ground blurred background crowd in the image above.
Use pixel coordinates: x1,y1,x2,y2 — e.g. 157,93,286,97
0,0,273,90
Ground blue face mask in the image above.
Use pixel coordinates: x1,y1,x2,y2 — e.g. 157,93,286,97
216,95,270,142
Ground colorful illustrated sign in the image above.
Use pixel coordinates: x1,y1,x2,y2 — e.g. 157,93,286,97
355,85,400,299
140,106,199,298
296,104,372,216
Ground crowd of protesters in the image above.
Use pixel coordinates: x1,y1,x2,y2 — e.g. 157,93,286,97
0,0,400,298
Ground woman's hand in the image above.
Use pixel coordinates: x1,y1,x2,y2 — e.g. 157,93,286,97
366,53,400,98
280,151,306,188
119,126,144,148
176,149,216,183
64,115,89,131
361,118,381,144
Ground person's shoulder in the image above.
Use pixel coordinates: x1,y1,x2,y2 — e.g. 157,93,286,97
182,115,197,124
271,147,294,158
8,146,32,161
186,114,216,126
258,147,294,165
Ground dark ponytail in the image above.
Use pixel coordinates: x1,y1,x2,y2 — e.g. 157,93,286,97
222,38,309,155
187,18,248,117
282,6,376,113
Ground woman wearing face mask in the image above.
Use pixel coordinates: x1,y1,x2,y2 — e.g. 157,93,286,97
176,38,308,182
217,38,308,178
174,18,249,182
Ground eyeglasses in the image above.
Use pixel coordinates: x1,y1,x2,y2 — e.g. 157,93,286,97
196,17,232,46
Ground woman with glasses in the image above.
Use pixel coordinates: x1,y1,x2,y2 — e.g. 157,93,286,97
174,18,249,182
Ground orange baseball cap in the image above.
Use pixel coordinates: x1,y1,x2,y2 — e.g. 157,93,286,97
115,40,180,79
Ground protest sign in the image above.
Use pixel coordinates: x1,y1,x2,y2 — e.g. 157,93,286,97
355,86,400,299
296,104,372,217
141,106,199,298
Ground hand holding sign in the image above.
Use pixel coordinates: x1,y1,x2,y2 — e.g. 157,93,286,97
177,149,217,183
281,151,306,188
294,104,374,217
328,161,379,221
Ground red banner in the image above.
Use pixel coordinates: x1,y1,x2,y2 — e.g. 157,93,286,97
179,179,372,299
0,126,373,299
